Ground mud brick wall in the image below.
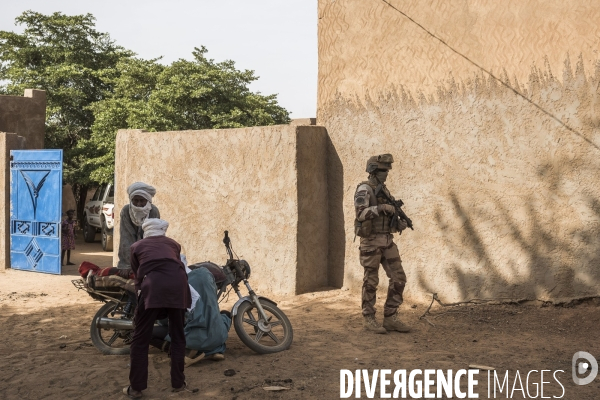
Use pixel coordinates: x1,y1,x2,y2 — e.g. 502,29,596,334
0,133,26,269
319,0,600,302
318,0,600,110
0,90,46,150
113,125,329,297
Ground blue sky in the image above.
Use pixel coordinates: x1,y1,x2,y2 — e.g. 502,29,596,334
0,0,318,118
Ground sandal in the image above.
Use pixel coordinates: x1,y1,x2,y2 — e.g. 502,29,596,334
123,385,143,398
184,350,205,367
172,381,199,393
206,353,225,361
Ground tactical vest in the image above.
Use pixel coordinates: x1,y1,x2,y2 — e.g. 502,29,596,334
359,180,394,234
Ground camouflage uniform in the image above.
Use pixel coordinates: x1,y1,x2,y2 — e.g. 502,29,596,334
354,154,409,331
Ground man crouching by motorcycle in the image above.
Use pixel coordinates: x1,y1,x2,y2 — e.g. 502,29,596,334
149,264,232,366
124,218,193,398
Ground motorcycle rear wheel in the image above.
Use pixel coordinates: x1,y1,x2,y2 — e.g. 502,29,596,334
90,301,132,355
233,300,293,354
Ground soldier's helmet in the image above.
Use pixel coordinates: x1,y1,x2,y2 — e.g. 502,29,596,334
366,154,394,173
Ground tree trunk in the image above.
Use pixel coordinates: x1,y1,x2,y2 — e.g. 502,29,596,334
73,183,89,230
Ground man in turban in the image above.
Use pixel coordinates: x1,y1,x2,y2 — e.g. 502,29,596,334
117,182,160,270
124,218,193,397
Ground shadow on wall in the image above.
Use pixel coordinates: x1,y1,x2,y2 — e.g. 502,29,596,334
327,134,345,288
422,180,600,302
320,53,600,302
417,55,600,301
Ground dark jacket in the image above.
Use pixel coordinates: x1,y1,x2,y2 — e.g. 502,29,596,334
130,235,191,310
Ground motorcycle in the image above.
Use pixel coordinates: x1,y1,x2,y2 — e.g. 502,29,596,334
72,231,293,355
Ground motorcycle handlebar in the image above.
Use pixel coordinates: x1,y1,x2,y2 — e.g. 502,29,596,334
223,230,233,260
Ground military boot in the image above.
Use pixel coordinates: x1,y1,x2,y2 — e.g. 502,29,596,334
363,315,387,334
383,313,411,332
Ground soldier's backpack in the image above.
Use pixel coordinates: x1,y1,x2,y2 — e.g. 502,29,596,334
354,182,377,238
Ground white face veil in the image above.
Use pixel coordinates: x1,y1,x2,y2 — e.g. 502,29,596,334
129,202,152,227
127,182,156,226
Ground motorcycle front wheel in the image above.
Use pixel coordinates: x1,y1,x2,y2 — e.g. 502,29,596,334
90,301,132,355
233,300,293,354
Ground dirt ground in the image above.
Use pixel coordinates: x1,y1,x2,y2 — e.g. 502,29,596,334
0,236,599,399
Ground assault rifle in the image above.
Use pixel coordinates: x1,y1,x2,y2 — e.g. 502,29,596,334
374,184,414,231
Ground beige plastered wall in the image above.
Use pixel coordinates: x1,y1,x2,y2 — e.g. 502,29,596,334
1,133,26,269
113,125,328,297
318,0,600,110
0,90,46,150
319,0,600,303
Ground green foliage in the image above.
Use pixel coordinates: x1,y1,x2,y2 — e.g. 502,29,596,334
0,11,133,184
1,11,291,186
81,47,290,183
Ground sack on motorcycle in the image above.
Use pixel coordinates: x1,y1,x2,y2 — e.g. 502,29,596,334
87,272,135,295
354,219,372,238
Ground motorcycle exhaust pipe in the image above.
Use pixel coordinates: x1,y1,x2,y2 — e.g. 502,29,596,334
96,317,134,330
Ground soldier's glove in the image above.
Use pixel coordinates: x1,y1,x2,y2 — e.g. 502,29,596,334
377,204,395,215
397,220,408,232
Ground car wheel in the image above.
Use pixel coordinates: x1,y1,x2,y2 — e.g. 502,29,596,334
101,218,113,252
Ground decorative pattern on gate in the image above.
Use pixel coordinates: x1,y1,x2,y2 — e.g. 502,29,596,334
24,238,43,269
19,170,51,219
11,221,59,237
10,149,63,274
39,222,58,237
10,161,61,169
12,220,32,235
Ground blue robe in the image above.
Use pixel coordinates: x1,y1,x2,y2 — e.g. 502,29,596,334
166,267,231,355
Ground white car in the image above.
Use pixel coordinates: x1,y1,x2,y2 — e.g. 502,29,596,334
83,183,115,251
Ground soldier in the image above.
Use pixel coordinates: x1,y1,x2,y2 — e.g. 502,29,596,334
354,154,410,334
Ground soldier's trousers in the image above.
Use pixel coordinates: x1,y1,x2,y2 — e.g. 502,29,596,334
359,234,407,317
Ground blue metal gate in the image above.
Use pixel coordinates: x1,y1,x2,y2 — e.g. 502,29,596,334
10,150,63,274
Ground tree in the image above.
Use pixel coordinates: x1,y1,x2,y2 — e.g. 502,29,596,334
81,47,290,183
1,11,291,212
0,11,133,218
